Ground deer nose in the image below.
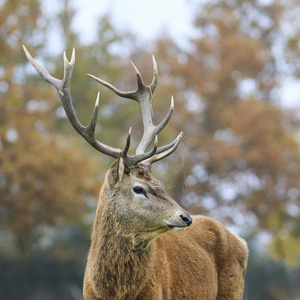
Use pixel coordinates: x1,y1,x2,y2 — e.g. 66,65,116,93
180,215,193,227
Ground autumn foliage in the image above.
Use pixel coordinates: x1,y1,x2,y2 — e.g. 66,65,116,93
1,0,300,298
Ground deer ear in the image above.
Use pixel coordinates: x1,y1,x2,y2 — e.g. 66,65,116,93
109,154,125,186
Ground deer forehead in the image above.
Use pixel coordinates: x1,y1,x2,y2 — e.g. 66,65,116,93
126,165,164,191
128,164,151,180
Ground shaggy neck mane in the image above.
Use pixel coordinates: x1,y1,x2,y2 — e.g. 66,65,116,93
88,184,155,299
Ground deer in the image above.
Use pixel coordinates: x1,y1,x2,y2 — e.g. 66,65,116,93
23,45,248,300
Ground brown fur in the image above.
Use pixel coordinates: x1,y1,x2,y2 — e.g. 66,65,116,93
83,161,248,299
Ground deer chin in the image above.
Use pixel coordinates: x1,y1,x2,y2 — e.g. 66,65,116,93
166,224,187,232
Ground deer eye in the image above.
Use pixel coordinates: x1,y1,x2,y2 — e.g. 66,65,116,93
133,186,144,194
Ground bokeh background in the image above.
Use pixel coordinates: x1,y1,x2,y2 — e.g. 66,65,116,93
1,0,300,299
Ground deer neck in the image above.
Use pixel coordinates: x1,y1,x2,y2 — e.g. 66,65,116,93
88,185,155,298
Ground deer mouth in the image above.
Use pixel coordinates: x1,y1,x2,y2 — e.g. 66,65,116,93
165,214,192,232
167,225,187,232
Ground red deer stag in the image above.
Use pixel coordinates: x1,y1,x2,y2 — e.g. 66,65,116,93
23,46,248,300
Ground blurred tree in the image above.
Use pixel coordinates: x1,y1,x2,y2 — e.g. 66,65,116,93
2,0,300,298
0,0,99,252
186,0,300,266
182,0,300,266
244,257,293,300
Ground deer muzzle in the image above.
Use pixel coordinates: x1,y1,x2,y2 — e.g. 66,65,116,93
166,212,193,232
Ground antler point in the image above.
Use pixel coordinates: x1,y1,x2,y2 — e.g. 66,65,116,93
23,45,33,62
63,51,68,63
152,55,158,71
95,92,100,107
171,96,174,110
131,61,140,75
71,48,75,64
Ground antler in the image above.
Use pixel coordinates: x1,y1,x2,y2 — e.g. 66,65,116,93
88,56,182,163
23,46,182,166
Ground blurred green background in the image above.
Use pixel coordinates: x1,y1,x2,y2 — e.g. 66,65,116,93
1,0,300,299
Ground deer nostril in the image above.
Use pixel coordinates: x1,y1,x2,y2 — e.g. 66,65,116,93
180,215,193,227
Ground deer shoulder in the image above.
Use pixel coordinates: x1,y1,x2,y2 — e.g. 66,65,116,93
137,216,248,300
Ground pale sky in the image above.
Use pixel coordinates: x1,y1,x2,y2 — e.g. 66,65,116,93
42,0,300,109
72,0,199,46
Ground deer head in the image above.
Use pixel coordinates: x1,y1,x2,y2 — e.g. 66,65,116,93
23,46,192,243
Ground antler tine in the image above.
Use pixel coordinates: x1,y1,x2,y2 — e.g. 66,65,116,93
23,45,62,88
88,56,157,103
23,46,122,159
136,94,175,155
154,96,174,136
121,128,159,167
150,55,158,93
126,135,158,166
88,92,100,135
143,132,183,165
87,73,140,101
122,127,132,157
